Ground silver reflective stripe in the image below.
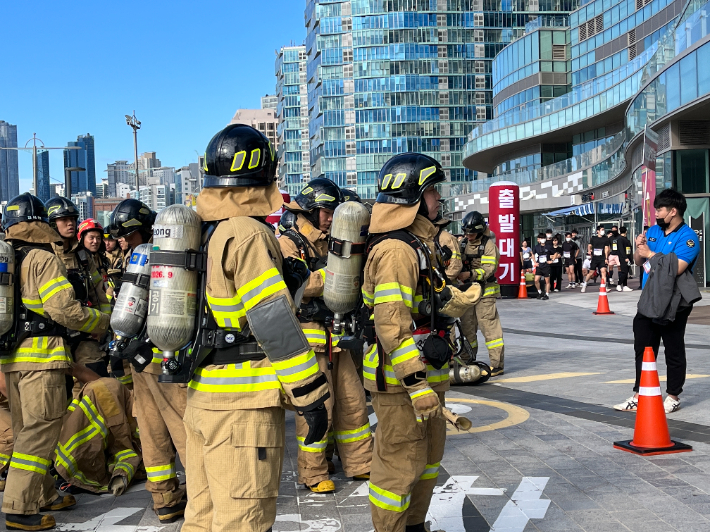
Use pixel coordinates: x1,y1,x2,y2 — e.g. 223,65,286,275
209,301,244,313
374,287,413,306
10,455,49,474
241,275,283,306
80,399,108,438
335,425,371,442
369,486,411,510
191,372,279,386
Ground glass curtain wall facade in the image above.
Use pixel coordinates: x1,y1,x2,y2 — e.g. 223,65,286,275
36,150,50,202
64,134,96,196
0,121,19,203
306,0,576,199
276,45,312,196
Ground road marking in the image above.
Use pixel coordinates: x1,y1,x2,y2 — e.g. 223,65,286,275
274,514,341,532
426,476,506,531
495,372,601,383
446,398,529,433
490,477,551,532
605,374,710,384
56,508,163,531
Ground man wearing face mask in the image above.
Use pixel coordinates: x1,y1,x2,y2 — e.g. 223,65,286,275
617,227,634,291
562,232,579,288
606,225,621,286
580,225,609,293
544,229,554,252
532,234,551,299
614,189,700,414
571,229,584,285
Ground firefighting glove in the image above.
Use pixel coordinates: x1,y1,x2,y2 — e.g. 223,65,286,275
437,284,482,318
402,371,442,422
109,476,127,496
283,257,310,299
299,404,329,446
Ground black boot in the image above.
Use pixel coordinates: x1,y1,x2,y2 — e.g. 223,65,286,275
5,513,56,531
156,500,187,523
406,524,427,532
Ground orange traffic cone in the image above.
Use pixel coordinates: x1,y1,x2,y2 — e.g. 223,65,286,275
614,347,692,455
518,269,528,299
593,278,615,315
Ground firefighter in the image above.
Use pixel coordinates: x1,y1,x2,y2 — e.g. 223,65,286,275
435,216,463,283
1,193,110,531
0,386,13,492
54,374,141,496
280,179,373,493
46,198,112,378
77,219,115,303
107,198,185,522
181,124,330,532
362,153,482,532
458,211,505,376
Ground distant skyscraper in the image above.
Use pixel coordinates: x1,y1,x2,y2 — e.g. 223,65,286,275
36,150,50,202
261,94,278,110
64,134,96,196
276,45,310,196
106,160,131,197
0,121,19,203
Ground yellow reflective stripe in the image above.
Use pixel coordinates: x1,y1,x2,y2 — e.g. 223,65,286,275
318,268,326,283
426,364,449,384
1,342,71,365
99,303,111,314
78,307,102,333
271,350,319,383
116,374,133,385
78,396,108,441
10,452,51,475
451,250,462,259
374,282,414,307
237,267,286,312
0,452,10,467
297,436,327,453
303,329,327,345
484,285,501,297
369,484,411,512
22,298,44,314
334,423,372,444
389,337,418,365
408,387,435,401
362,288,374,306
474,268,486,280
470,339,478,348
362,345,399,384
480,255,498,265
145,463,176,482
188,361,282,393
91,271,102,283
39,276,73,301
206,292,245,331
420,462,440,480
485,338,504,349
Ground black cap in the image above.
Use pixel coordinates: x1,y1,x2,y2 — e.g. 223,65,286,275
203,124,277,188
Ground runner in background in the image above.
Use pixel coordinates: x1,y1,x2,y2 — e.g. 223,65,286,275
521,240,533,273
533,233,551,300
617,227,634,291
562,232,579,288
581,225,610,293
550,235,563,292
571,229,584,285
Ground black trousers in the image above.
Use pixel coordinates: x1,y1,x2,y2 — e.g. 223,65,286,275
618,259,629,287
550,263,563,290
633,307,692,396
574,259,583,283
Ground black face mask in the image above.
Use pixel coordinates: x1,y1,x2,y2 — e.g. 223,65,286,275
611,231,619,237
656,216,670,230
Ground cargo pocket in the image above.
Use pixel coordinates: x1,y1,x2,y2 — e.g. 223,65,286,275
41,372,69,421
374,393,426,446
229,413,284,499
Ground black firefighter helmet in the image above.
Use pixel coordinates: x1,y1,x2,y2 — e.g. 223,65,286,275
376,153,446,205
2,193,48,230
341,188,362,203
202,124,277,188
108,199,154,239
45,197,80,227
293,178,341,212
462,211,487,235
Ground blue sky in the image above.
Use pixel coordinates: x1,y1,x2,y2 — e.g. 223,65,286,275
2,0,307,192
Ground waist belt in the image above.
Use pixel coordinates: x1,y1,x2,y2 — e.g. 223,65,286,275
202,342,266,366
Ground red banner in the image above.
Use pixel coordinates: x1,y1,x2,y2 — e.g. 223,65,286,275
487,182,521,286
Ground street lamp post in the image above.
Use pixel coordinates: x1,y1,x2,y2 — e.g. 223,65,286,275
125,112,141,189
64,167,85,199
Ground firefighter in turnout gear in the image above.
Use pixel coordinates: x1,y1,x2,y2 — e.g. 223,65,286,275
103,230,124,300
362,154,482,532
280,180,373,493
1,193,110,531
46,198,111,379
107,198,186,522
54,375,141,496
458,211,505,376
0,386,13,492
77,219,114,303
181,124,331,532
434,216,463,281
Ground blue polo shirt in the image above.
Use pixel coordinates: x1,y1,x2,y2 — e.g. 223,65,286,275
642,222,700,288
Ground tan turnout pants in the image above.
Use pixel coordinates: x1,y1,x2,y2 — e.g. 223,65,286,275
295,350,372,485
182,405,285,532
369,391,446,532
0,395,14,477
132,371,186,509
460,296,505,369
2,370,66,514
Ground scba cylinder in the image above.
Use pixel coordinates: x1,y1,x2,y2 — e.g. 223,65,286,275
111,243,151,338
147,205,202,362
323,201,370,324
449,360,491,386
0,241,15,337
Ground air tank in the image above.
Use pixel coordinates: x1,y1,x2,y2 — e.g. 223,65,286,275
146,205,202,369
449,360,491,386
323,201,370,333
110,243,151,338
0,241,15,336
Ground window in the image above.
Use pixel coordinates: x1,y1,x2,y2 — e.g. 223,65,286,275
474,13,483,26
475,44,485,58
474,30,484,42
476,106,487,120
475,92,485,104
475,75,485,89
676,150,709,194
475,61,485,73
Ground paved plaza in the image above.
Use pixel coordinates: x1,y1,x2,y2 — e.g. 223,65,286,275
5,284,710,532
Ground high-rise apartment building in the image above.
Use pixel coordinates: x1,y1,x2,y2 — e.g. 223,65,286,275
36,149,51,202
64,134,96,196
304,0,576,199
276,45,311,195
106,160,131,197
261,94,279,110
71,192,94,219
0,121,19,203
136,152,162,187
176,162,202,207
229,109,279,179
